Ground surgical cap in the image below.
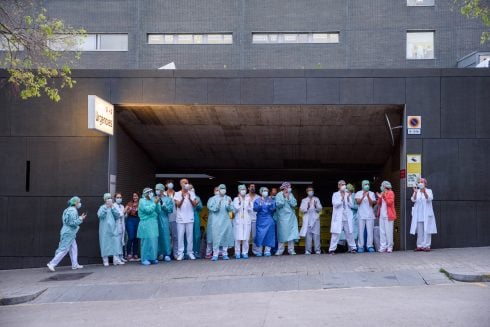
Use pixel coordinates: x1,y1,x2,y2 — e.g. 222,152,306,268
259,186,269,194
103,193,112,200
68,196,80,206
280,182,291,190
346,184,355,193
142,187,152,195
238,184,246,191
381,181,392,189
155,183,165,191
218,184,226,190
419,177,427,185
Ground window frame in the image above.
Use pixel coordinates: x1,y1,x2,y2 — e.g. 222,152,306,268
406,30,435,60
251,32,340,44
147,33,233,45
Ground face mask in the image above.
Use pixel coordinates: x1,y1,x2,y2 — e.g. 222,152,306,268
116,198,122,204
249,188,255,193
76,203,82,209
262,191,269,197
167,183,174,190
156,190,162,196
307,191,314,197
287,188,292,193
340,185,346,192
240,190,246,196
380,186,385,192
417,183,425,190
184,184,191,191
106,199,112,205
363,185,370,191
214,191,219,196
219,189,226,195
148,192,154,198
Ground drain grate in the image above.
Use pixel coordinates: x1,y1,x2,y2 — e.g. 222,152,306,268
41,272,93,282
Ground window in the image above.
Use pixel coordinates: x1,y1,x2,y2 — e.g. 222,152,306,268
147,33,233,45
407,0,435,6
406,31,434,59
252,32,339,44
48,33,127,51
0,35,24,51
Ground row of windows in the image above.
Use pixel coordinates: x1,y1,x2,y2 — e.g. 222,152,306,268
407,0,434,6
0,31,436,60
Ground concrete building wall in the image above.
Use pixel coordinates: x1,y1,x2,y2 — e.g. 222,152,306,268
0,68,489,269
42,0,490,69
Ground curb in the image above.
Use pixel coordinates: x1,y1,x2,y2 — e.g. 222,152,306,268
440,268,490,283
0,288,47,306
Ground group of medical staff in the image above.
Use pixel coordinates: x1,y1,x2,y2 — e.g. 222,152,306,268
46,177,437,271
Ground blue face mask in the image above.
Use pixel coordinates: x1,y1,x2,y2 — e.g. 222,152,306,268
363,185,370,191
380,186,385,192
76,203,82,209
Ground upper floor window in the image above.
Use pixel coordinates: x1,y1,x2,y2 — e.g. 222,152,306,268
252,32,339,44
147,33,233,45
48,33,128,51
406,31,434,59
407,0,435,6
0,35,24,51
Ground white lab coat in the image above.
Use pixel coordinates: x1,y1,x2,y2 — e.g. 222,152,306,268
410,188,437,235
233,195,254,240
299,196,322,237
331,191,353,234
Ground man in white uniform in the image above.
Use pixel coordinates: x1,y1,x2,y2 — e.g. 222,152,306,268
246,184,260,256
299,186,322,254
355,180,376,253
164,179,178,259
174,178,198,260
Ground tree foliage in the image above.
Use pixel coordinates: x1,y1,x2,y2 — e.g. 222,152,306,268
456,0,490,44
0,1,85,102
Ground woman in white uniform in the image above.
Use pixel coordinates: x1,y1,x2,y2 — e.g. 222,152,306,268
299,186,322,255
233,184,253,259
410,177,437,252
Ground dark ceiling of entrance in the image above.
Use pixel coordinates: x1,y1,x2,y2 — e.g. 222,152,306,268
117,105,402,170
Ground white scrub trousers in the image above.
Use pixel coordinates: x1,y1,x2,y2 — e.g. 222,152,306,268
49,240,79,268
330,221,356,252
276,241,295,255
358,219,374,249
379,217,394,251
234,240,249,256
306,232,321,254
416,222,432,248
213,246,228,257
177,222,193,256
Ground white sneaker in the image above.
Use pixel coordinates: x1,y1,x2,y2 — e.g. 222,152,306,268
47,263,55,272
188,253,196,260
72,264,84,270
275,251,284,256
176,254,184,261
305,251,311,255
120,256,127,262
113,259,125,266
102,257,109,267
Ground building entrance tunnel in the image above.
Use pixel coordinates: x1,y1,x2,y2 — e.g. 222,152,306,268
116,104,403,253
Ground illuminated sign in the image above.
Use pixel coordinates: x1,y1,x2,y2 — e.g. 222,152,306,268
88,95,114,135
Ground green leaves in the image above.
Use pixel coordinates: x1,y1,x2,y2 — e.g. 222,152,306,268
456,0,490,44
1,2,85,102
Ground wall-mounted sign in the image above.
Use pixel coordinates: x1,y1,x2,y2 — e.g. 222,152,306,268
407,154,421,187
88,95,114,135
407,115,421,135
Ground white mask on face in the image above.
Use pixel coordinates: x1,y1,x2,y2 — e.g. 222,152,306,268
287,187,292,193
184,184,191,191
148,192,154,198
106,199,112,205
76,203,82,209
340,185,346,192
262,191,269,198
417,183,425,190
219,189,226,196
240,190,246,196
167,183,174,190
116,198,122,204
156,190,162,196
307,191,314,197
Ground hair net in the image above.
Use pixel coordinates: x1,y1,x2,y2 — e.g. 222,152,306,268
68,196,80,206
103,193,112,200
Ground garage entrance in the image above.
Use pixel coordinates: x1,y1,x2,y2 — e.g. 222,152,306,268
115,104,404,251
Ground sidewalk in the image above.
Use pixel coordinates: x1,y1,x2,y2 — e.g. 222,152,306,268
1,247,489,305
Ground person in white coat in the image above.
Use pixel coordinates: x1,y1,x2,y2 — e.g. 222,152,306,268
329,180,357,254
355,180,376,253
410,177,437,252
233,184,253,259
164,180,178,259
299,186,322,255
174,178,199,260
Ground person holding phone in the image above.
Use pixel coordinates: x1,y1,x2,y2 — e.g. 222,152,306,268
47,196,86,272
98,193,125,266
